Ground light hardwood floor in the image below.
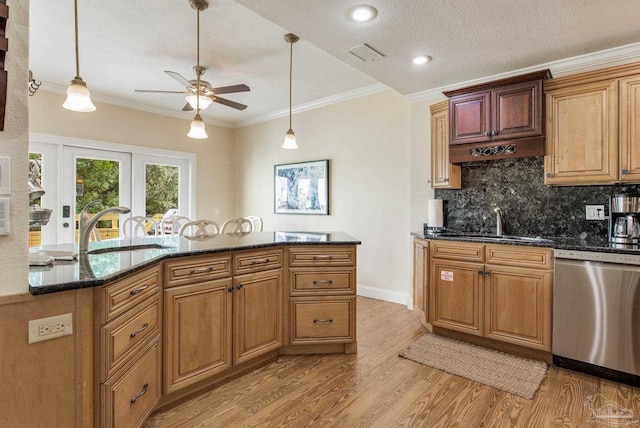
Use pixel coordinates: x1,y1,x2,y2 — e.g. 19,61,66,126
145,296,640,427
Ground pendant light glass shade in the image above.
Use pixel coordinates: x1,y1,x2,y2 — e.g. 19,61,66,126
186,94,213,110
63,78,96,112
282,128,298,149
64,0,95,112
188,114,208,139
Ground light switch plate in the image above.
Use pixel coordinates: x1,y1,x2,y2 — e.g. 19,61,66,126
0,156,10,195
0,197,9,235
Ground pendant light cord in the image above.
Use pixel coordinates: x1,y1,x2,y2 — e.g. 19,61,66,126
288,39,293,129
196,7,201,114
73,0,80,78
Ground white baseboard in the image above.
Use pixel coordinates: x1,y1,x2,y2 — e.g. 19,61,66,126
357,284,412,309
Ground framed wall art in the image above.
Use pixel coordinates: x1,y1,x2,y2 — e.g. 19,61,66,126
274,159,329,215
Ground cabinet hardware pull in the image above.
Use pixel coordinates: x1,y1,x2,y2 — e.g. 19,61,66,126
313,319,333,323
250,258,270,265
130,383,148,404
228,287,233,293
313,255,333,260
190,266,214,274
622,169,629,175
130,323,149,338
237,284,243,290
129,284,148,296
313,280,333,284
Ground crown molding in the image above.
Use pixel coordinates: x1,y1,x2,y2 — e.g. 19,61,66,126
236,83,389,128
39,82,235,129
407,41,640,103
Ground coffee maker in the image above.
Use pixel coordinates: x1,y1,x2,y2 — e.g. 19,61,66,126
609,193,640,244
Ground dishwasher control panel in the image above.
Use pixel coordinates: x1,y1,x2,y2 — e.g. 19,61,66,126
555,249,640,265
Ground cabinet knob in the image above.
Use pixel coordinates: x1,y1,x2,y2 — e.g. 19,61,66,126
493,131,499,136
484,132,490,137
484,271,491,276
237,283,243,290
228,287,233,293
444,178,449,183
546,173,552,178
622,169,629,175
477,269,484,275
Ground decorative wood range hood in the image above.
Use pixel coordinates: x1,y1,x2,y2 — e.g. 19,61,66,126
443,69,552,164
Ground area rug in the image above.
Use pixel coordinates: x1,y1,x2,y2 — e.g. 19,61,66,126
399,334,547,399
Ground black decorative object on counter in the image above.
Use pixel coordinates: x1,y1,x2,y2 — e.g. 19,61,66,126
434,157,640,240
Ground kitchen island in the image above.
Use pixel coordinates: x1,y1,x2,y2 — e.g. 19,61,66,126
25,231,360,428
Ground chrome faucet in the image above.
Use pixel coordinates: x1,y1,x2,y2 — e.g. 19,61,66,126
493,206,503,236
78,201,130,253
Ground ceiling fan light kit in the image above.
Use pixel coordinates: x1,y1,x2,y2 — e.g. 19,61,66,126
188,114,208,139
187,0,208,139
63,0,95,112
282,33,299,150
186,94,213,110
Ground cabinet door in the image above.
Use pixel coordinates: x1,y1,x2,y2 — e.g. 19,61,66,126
429,259,484,336
620,75,640,182
431,100,461,189
164,278,232,394
484,265,551,351
544,79,618,185
412,239,429,325
492,80,542,140
233,269,283,365
449,91,491,144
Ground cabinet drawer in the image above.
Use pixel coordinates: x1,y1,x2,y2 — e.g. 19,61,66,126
290,267,355,295
102,340,161,428
101,297,160,381
164,254,232,287
100,266,160,323
291,297,355,344
430,240,485,262
485,244,553,270
288,246,356,267
233,249,283,275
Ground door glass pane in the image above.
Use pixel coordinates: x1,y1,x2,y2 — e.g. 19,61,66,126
75,158,121,242
145,164,179,222
28,152,43,247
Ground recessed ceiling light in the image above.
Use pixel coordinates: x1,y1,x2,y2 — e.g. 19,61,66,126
412,55,432,65
346,5,378,22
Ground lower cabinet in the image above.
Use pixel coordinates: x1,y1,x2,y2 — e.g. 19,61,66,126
290,296,356,344
412,238,429,326
426,240,553,351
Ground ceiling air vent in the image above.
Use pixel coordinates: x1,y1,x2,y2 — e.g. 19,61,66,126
345,43,385,62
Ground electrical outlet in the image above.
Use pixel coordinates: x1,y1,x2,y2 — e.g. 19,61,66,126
585,205,605,220
28,313,73,344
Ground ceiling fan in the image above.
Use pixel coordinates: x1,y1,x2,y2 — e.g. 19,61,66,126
135,66,250,111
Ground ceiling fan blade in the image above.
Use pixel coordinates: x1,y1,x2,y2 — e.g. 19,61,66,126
182,103,193,112
213,96,248,110
210,84,251,95
135,89,189,94
164,70,194,89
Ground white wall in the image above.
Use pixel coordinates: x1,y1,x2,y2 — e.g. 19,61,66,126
235,90,414,304
0,0,29,296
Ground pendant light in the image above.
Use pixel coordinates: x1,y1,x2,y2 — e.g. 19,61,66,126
63,0,96,112
282,33,299,149
187,0,209,139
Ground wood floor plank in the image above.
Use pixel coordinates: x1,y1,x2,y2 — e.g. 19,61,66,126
145,296,640,428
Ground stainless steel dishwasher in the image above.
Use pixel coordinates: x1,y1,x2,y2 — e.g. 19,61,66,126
553,249,640,385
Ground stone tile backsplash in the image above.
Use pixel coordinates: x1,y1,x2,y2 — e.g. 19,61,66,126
433,157,640,239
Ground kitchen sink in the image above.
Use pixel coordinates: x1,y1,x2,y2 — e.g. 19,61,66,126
433,232,553,244
86,244,175,255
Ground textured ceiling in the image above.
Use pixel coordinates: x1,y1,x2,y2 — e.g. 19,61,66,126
29,0,640,128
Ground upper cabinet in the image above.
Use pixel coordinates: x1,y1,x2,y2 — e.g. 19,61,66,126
544,62,640,185
444,70,551,163
430,100,461,189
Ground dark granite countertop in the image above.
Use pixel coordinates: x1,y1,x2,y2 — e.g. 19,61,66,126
410,231,640,255
29,231,360,295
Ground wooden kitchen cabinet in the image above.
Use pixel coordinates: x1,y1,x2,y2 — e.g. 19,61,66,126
544,61,640,185
430,100,461,189
95,265,162,428
412,238,429,326
428,240,553,351
444,70,550,163
287,246,357,350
